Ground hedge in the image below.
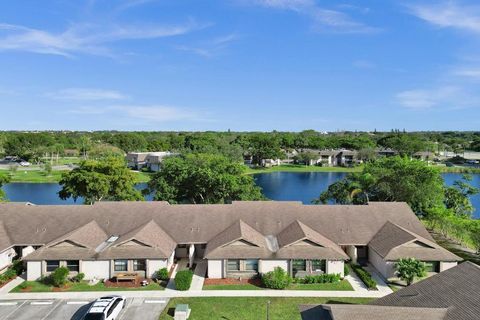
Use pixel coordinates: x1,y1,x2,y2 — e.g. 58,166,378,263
295,273,341,284
262,267,292,289
350,264,377,290
175,270,193,291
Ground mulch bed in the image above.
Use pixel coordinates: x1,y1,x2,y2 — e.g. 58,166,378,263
104,277,149,288
0,277,15,289
203,278,263,287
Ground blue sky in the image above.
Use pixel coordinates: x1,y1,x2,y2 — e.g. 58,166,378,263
1,0,480,131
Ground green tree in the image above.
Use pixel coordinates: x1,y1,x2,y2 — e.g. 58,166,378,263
444,174,479,217
59,157,143,204
377,134,427,156
395,258,426,286
144,153,264,204
294,151,318,166
248,133,284,166
43,162,52,176
316,157,444,213
0,174,10,201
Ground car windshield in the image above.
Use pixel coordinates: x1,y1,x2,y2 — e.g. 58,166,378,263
83,313,105,320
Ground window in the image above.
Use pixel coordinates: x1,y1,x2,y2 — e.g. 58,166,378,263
245,259,259,272
133,259,146,271
311,260,326,272
114,259,128,272
423,261,440,273
292,259,306,273
46,260,60,272
66,260,79,272
227,259,240,271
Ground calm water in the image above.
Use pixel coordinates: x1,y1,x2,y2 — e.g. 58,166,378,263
2,173,479,218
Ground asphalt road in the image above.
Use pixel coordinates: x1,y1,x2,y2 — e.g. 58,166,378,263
0,297,169,320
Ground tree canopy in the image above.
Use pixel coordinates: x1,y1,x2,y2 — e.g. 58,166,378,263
144,153,265,204
0,174,10,202
58,157,143,204
317,157,444,213
395,258,426,286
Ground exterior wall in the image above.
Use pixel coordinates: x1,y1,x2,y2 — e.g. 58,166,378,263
149,163,161,172
27,261,42,281
21,246,35,258
207,260,223,278
345,246,357,264
440,261,457,272
147,259,168,278
167,251,175,269
0,248,16,271
175,246,188,258
369,249,395,279
82,260,110,280
326,260,344,277
188,244,195,267
258,260,288,274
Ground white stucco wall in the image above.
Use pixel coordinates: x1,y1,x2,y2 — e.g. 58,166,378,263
326,260,344,277
345,246,357,264
167,251,175,269
27,261,42,281
369,249,395,279
207,260,223,278
258,260,288,274
147,259,168,278
82,261,110,280
21,246,35,258
0,248,15,271
440,261,457,272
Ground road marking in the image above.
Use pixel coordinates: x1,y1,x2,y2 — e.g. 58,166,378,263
0,302,17,306
31,301,54,305
1,300,26,319
41,300,63,320
66,301,89,305
144,300,166,304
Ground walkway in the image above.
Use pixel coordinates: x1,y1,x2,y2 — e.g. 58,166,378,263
364,265,393,295
189,260,207,291
0,277,24,295
165,259,189,291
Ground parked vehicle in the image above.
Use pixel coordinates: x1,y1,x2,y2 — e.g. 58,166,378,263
19,161,30,167
83,296,126,320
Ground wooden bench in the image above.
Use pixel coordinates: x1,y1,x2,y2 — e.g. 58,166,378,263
115,273,139,283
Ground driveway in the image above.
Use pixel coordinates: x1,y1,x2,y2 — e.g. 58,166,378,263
0,298,169,320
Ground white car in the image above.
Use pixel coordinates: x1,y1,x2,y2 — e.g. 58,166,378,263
83,296,126,320
19,161,30,167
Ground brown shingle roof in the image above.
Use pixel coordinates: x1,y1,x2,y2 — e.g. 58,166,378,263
371,262,480,320
369,222,461,261
0,221,12,251
46,220,108,249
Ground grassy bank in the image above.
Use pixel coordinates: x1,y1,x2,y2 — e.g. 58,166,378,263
159,297,372,320
11,280,165,292
203,279,353,291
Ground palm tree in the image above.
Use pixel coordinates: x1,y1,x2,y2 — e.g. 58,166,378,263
395,258,426,286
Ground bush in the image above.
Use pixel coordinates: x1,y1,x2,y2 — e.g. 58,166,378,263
157,268,169,281
174,270,193,291
72,273,85,283
262,267,292,289
12,260,24,275
18,282,28,290
344,264,350,277
350,264,377,290
50,267,69,287
297,273,341,284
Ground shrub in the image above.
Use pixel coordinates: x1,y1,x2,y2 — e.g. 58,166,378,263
262,267,292,289
350,264,377,290
174,270,193,291
72,273,85,283
344,264,350,277
12,260,24,275
297,273,341,284
18,282,28,290
3,268,17,280
395,258,426,286
50,267,69,287
157,268,169,281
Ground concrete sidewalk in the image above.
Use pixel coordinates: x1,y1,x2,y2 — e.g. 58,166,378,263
190,261,207,291
0,277,24,295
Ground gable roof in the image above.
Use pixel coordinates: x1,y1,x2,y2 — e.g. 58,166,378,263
113,220,176,257
204,220,268,258
46,220,108,249
0,221,11,251
369,222,461,261
370,262,480,320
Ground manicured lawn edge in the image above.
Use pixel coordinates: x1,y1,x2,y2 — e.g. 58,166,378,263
159,297,373,320
11,280,166,292
202,279,353,291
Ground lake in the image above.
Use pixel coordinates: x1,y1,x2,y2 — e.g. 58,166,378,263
2,172,479,218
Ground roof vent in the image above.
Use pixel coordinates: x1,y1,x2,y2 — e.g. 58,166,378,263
107,236,118,243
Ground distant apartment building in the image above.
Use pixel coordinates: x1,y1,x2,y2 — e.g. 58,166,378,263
126,151,176,172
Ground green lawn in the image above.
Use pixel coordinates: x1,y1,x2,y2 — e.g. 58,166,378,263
244,164,361,175
203,283,264,290
11,280,166,292
159,297,372,320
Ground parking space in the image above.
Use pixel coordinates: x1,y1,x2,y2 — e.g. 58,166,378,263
0,298,169,320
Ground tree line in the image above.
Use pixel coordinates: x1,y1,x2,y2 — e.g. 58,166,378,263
1,130,480,164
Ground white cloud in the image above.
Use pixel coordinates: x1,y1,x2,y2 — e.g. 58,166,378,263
407,1,480,33
46,88,127,101
176,33,240,57
395,86,470,109
0,20,200,57
453,67,480,78
250,0,378,33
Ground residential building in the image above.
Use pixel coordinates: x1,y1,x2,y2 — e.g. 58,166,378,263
0,201,461,282
299,261,480,320
125,151,175,172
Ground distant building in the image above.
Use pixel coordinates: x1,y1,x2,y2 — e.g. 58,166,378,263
126,151,176,172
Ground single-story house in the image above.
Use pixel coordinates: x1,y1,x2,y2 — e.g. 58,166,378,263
299,261,480,320
125,151,176,171
297,149,360,167
0,201,461,282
